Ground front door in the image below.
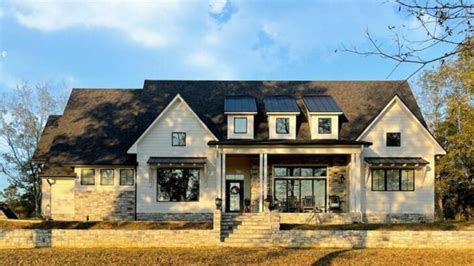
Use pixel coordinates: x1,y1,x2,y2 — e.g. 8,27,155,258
225,180,244,212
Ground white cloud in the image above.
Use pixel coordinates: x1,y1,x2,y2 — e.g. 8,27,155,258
209,0,227,14
8,0,200,49
0,7,4,18
1,51,7,58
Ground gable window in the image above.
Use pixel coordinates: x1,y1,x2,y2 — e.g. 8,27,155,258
120,169,134,186
386,132,401,146
100,169,115,186
371,168,414,191
157,168,199,202
234,117,247,134
318,118,332,134
276,118,290,134
81,169,95,185
172,132,186,146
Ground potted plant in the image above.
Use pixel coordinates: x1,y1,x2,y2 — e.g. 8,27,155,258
215,198,222,210
244,198,251,212
264,196,273,210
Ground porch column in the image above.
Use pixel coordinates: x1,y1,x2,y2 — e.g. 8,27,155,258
258,153,263,212
216,150,221,201
263,153,268,200
349,153,361,213
222,153,226,212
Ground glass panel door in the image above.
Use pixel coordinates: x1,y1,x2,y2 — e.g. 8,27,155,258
226,181,243,212
274,180,288,212
287,180,300,212
301,180,313,212
313,179,326,212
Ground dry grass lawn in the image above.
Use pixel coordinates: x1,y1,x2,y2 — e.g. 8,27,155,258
0,247,472,265
281,220,474,231
0,220,212,230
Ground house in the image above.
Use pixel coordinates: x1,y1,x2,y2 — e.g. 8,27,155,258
33,80,446,223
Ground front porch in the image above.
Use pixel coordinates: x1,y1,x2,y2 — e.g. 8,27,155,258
215,146,363,224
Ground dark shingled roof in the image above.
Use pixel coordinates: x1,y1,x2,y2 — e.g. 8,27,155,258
35,80,427,168
303,95,342,113
33,115,62,162
264,96,300,113
224,96,257,113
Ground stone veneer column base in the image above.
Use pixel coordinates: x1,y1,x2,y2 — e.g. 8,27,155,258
136,213,213,222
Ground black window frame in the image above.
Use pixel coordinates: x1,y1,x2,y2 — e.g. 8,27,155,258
171,132,186,146
275,117,290,134
371,168,415,191
80,169,95,186
99,169,115,186
386,132,401,147
273,166,328,178
119,169,135,186
318,118,332,134
156,168,200,202
233,117,248,134
274,178,327,213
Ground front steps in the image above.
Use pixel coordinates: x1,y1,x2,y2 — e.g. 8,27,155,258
220,213,274,246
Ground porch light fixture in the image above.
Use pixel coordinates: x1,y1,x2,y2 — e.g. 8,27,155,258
334,173,345,184
215,198,222,210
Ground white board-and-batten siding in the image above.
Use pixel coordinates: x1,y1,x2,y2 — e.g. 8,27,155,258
135,97,217,214
359,98,442,216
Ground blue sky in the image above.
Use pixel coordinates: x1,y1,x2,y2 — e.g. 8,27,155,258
0,0,446,189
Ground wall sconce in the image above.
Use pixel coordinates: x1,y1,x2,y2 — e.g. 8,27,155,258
333,173,345,184
339,174,345,184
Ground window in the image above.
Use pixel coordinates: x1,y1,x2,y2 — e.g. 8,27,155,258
100,169,115,185
274,166,327,177
318,118,332,134
81,169,95,185
371,169,415,191
157,168,199,202
276,118,290,134
274,178,327,213
120,169,134,185
234,117,247,134
172,132,186,146
386,132,401,146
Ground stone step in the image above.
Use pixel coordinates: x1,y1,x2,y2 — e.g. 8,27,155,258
221,217,267,222
224,229,272,234
227,233,272,239
221,221,269,227
224,238,272,243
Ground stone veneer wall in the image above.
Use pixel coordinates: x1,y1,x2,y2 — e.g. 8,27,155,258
363,213,435,223
74,191,135,221
249,155,350,212
136,213,213,222
0,229,219,248
279,213,361,224
273,230,474,248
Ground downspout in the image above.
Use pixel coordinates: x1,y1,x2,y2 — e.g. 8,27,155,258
46,178,56,220
360,144,364,223
134,164,138,221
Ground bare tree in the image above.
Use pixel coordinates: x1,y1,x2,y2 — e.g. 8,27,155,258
340,0,473,78
0,81,66,217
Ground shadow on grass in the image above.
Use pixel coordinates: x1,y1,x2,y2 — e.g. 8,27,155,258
281,221,474,231
311,249,355,266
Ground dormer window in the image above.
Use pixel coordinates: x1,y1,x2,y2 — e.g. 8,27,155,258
234,117,248,134
225,96,257,139
264,96,300,140
276,118,290,134
318,118,332,134
303,95,342,140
